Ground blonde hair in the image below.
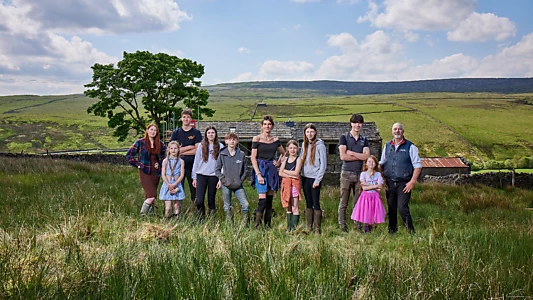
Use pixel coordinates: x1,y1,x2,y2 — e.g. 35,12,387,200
286,139,299,157
166,141,181,158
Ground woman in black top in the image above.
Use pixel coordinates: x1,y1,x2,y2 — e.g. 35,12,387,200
251,115,285,229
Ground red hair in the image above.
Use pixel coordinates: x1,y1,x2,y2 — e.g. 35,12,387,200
363,155,381,176
143,123,161,154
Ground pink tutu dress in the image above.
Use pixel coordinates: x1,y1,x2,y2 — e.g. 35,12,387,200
351,171,386,225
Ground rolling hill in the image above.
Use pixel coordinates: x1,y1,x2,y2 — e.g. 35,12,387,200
1,78,533,167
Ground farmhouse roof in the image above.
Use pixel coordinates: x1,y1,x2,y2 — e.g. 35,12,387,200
195,121,381,141
421,157,469,168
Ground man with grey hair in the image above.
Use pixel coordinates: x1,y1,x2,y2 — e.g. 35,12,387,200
380,122,422,233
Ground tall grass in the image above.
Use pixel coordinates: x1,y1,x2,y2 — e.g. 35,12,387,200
1,157,533,299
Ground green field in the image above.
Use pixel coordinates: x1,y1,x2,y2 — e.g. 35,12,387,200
1,89,533,166
1,157,532,299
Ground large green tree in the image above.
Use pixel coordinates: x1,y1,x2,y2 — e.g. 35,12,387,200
85,51,214,141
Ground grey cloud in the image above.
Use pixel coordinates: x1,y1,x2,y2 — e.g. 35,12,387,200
19,0,190,34
26,1,118,31
0,33,56,56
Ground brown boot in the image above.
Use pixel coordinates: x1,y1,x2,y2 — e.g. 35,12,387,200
305,208,314,232
313,210,322,234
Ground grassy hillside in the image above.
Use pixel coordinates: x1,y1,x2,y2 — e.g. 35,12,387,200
1,157,532,299
0,94,135,153
1,89,533,165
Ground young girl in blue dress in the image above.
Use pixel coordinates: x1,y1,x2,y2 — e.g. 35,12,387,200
159,141,186,218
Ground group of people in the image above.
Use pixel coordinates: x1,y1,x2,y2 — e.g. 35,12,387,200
126,110,422,234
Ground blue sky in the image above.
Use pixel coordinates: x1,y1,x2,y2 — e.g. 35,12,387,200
1,0,533,95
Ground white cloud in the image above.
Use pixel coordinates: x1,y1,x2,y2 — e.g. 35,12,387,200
259,60,314,79
360,30,401,54
447,12,516,42
0,0,189,95
402,30,419,43
0,74,88,95
470,33,533,78
0,1,40,36
327,32,358,53
0,55,20,71
337,0,360,4
230,60,314,82
238,47,252,54
160,48,185,57
317,30,406,80
359,0,476,31
4,0,191,35
0,31,117,79
229,72,254,83
402,53,478,80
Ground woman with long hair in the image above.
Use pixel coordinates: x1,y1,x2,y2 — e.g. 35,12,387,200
300,123,327,233
251,115,286,229
192,126,223,219
126,123,167,215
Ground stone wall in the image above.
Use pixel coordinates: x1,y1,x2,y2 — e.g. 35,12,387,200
0,152,130,165
3,153,532,189
424,172,533,189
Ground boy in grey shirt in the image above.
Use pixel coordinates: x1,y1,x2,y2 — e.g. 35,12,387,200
215,132,250,225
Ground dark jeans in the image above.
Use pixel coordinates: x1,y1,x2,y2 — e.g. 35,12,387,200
302,176,321,210
386,179,415,233
196,174,219,212
184,168,196,203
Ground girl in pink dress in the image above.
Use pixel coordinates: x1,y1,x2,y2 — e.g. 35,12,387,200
351,155,386,232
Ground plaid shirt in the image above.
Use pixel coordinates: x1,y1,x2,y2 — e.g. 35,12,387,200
126,139,167,175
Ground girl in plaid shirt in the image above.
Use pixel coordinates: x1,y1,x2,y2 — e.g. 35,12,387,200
126,123,167,215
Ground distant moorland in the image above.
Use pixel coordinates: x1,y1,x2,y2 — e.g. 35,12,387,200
1,79,533,168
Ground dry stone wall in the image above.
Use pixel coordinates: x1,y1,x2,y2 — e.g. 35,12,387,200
2,153,532,189
0,152,129,165
424,172,533,190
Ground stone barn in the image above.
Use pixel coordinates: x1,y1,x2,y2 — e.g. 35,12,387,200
194,121,382,173
420,157,470,181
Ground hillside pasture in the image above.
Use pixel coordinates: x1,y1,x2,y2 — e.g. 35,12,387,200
1,91,533,164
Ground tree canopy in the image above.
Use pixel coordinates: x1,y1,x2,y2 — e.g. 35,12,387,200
85,51,214,141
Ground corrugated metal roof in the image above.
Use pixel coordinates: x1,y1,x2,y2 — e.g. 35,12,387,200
421,157,468,168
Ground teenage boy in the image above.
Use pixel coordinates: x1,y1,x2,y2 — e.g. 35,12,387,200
338,114,370,233
170,109,202,204
215,132,250,225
